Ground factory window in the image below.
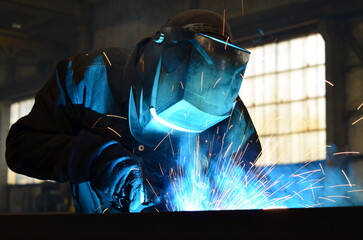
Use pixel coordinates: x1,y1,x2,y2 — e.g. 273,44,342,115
239,33,326,165
7,98,43,184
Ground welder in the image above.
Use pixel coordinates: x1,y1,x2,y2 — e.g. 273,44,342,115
6,9,261,213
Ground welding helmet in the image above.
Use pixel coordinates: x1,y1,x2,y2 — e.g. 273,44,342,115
127,10,250,146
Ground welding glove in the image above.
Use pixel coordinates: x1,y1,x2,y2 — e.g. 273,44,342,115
90,148,144,212
69,130,146,212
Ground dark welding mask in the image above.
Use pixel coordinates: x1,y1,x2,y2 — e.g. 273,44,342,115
127,11,250,146
149,26,250,132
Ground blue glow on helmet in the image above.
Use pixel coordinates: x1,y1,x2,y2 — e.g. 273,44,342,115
154,32,165,44
150,107,201,133
197,33,251,54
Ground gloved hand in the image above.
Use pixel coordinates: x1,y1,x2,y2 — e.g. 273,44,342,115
69,130,148,212
90,153,144,212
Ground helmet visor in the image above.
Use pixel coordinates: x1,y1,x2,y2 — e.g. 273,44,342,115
150,28,250,132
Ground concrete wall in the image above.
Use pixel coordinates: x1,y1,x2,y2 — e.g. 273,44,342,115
91,0,311,49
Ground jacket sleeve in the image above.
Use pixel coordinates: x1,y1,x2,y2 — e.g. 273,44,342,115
226,97,262,163
213,96,262,164
5,56,132,183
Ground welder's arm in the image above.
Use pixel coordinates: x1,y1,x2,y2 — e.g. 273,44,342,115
5,59,78,182
5,58,144,211
223,97,262,163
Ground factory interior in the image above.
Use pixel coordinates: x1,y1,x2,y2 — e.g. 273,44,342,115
0,0,363,238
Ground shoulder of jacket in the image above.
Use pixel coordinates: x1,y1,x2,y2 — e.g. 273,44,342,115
66,47,132,69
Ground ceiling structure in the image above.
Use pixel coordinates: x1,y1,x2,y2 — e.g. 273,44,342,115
0,0,98,58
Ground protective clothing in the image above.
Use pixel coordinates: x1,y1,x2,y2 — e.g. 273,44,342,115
5,10,261,213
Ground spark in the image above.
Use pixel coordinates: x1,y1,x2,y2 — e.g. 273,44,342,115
330,184,356,188
107,127,121,137
180,80,184,89
158,162,165,176
293,191,304,200
352,116,363,125
102,51,112,66
241,0,245,16
105,114,127,120
145,178,159,199
333,151,360,155
319,163,325,175
341,170,353,187
168,134,175,155
200,72,204,91
358,102,363,110
325,80,334,87
327,195,351,199
223,142,233,159
92,116,103,128
102,208,109,214
301,176,326,184
161,112,363,211
154,131,172,151
310,183,315,200
222,9,226,37
292,169,321,178
291,161,312,176
224,36,230,50
318,197,336,202
95,205,104,212
347,189,363,193
213,78,222,88
310,202,325,208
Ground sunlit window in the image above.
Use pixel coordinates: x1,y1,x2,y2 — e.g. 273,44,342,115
239,33,326,165
7,98,43,184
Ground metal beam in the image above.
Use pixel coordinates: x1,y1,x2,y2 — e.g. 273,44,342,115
229,0,363,45
0,29,65,57
0,0,83,20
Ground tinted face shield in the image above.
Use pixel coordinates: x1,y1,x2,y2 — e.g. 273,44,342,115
148,26,250,133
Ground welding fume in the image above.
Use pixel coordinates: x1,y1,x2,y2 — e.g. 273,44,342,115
5,9,261,213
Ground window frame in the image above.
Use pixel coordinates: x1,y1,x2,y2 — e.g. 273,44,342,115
237,30,327,165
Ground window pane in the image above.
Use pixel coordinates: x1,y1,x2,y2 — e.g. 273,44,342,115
277,103,290,134
8,98,41,185
239,33,326,164
263,104,278,135
254,76,265,105
318,97,326,130
240,78,254,106
277,41,289,71
264,75,277,103
317,65,326,97
253,47,264,75
290,38,304,69
305,67,317,98
306,99,320,130
290,70,304,101
264,43,277,74
290,101,306,133
317,34,325,65
277,72,290,102
306,34,319,66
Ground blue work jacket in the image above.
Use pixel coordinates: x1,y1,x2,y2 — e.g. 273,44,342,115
6,47,261,213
